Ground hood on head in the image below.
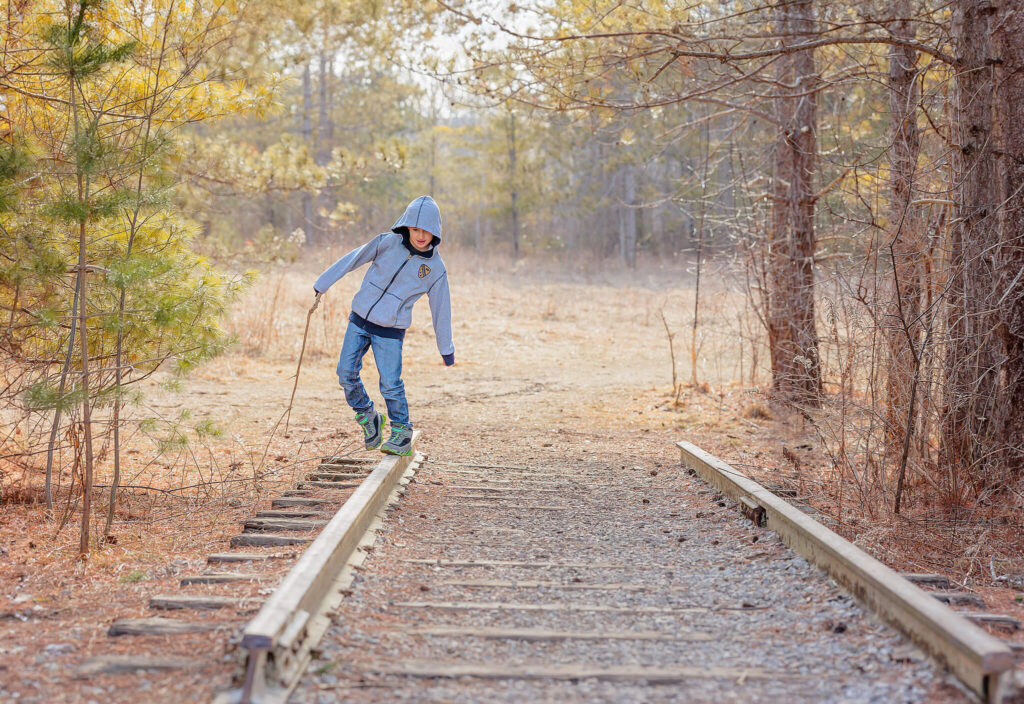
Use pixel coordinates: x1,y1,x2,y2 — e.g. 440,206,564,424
392,195,442,245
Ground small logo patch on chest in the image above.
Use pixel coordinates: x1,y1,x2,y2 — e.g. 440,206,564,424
418,264,431,278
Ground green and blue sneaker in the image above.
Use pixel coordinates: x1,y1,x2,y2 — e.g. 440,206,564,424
355,410,385,450
380,424,413,456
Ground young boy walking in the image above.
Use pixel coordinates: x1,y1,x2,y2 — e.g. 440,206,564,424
313,195,454,455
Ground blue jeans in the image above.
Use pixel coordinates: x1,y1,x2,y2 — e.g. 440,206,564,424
336,321,410,427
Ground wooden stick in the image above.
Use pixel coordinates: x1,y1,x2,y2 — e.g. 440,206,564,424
284,293,322,433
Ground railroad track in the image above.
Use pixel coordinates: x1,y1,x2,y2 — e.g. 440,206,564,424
71,436,1022,703
71,436,421,703
277,442,1021,704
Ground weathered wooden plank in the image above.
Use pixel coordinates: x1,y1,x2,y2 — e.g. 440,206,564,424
375,661,801,682
271,497,334,508
297,481,360,490
405,626,712,642
75,655,203,677
255,509,324,519
455,502,571,510
439,579,692,592
320,456,375,466
306,472,366,482
402,559,622,568
150,594,238,611
961,613,1021,631
243,518,327,533
433,476,567,486
207,552,295,563
180,572,262,586
108,617,224,636
448,494,570,504
230,533,311,548
449,485,561,494
392,601,707,614
902,573,953,590
932,591,986,608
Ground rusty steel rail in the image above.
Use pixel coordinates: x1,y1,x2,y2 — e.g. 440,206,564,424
678,440,1014,704
227,434,421,704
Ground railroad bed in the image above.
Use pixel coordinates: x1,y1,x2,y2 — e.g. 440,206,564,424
52,434,1021,703
286,447,990,704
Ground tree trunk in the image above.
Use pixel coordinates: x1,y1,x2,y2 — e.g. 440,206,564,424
990,2,1024,475
619,164,637,268
507,110,520,258
315,51,333,242
884,0,924,469
474,209,482,251
767,0,821,406
301,60,314,244
44,284,79,513
942,0,1000,483
76,197,95,560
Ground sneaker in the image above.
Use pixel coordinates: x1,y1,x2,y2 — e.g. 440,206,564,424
380,424,413,456
355,410,385,450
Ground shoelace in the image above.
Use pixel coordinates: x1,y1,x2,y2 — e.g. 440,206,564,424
356,414,376,437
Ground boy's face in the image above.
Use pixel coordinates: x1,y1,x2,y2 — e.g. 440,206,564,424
408,227,433,252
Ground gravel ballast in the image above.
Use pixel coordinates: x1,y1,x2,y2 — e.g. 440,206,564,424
292,439,967,704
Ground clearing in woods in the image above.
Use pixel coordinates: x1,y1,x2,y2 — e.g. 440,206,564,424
0,255,1014,702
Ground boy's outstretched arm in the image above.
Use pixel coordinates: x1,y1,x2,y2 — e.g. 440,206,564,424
428,273,455,366
313,234,383,294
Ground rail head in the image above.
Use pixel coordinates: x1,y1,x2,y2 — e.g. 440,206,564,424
677,440,1015,704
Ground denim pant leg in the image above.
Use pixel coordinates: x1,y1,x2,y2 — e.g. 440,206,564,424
370,334,410,427
336,322,374,415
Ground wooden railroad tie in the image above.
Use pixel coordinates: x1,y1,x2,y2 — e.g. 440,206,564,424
207,552,296,564
297,481,360,490
180,572,264,586
271,496,335,508
254,509,325,519
242,517,327,533
75,655,204,677
404,625,713,642
230,533,311,548
439,579,694,593
901,573,953,590
306,472,366,481
392,600,710,614
149,594,239,611
373,662,803,683
108,617,226,637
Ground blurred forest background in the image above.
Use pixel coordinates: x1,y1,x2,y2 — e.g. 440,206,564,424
1,0,1022,564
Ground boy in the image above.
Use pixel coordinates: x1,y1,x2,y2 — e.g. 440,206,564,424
313,195,454,456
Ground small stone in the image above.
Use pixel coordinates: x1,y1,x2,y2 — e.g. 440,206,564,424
44,643,75,654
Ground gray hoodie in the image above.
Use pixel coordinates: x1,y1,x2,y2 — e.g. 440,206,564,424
314,196,454,363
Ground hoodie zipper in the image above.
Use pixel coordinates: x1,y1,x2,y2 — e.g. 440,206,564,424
365,253,413,322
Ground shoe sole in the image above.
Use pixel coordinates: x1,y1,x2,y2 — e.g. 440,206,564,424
363,413,386,450
380,446,412,456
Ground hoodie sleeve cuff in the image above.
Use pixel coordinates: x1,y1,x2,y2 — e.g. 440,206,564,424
442,353,455,366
